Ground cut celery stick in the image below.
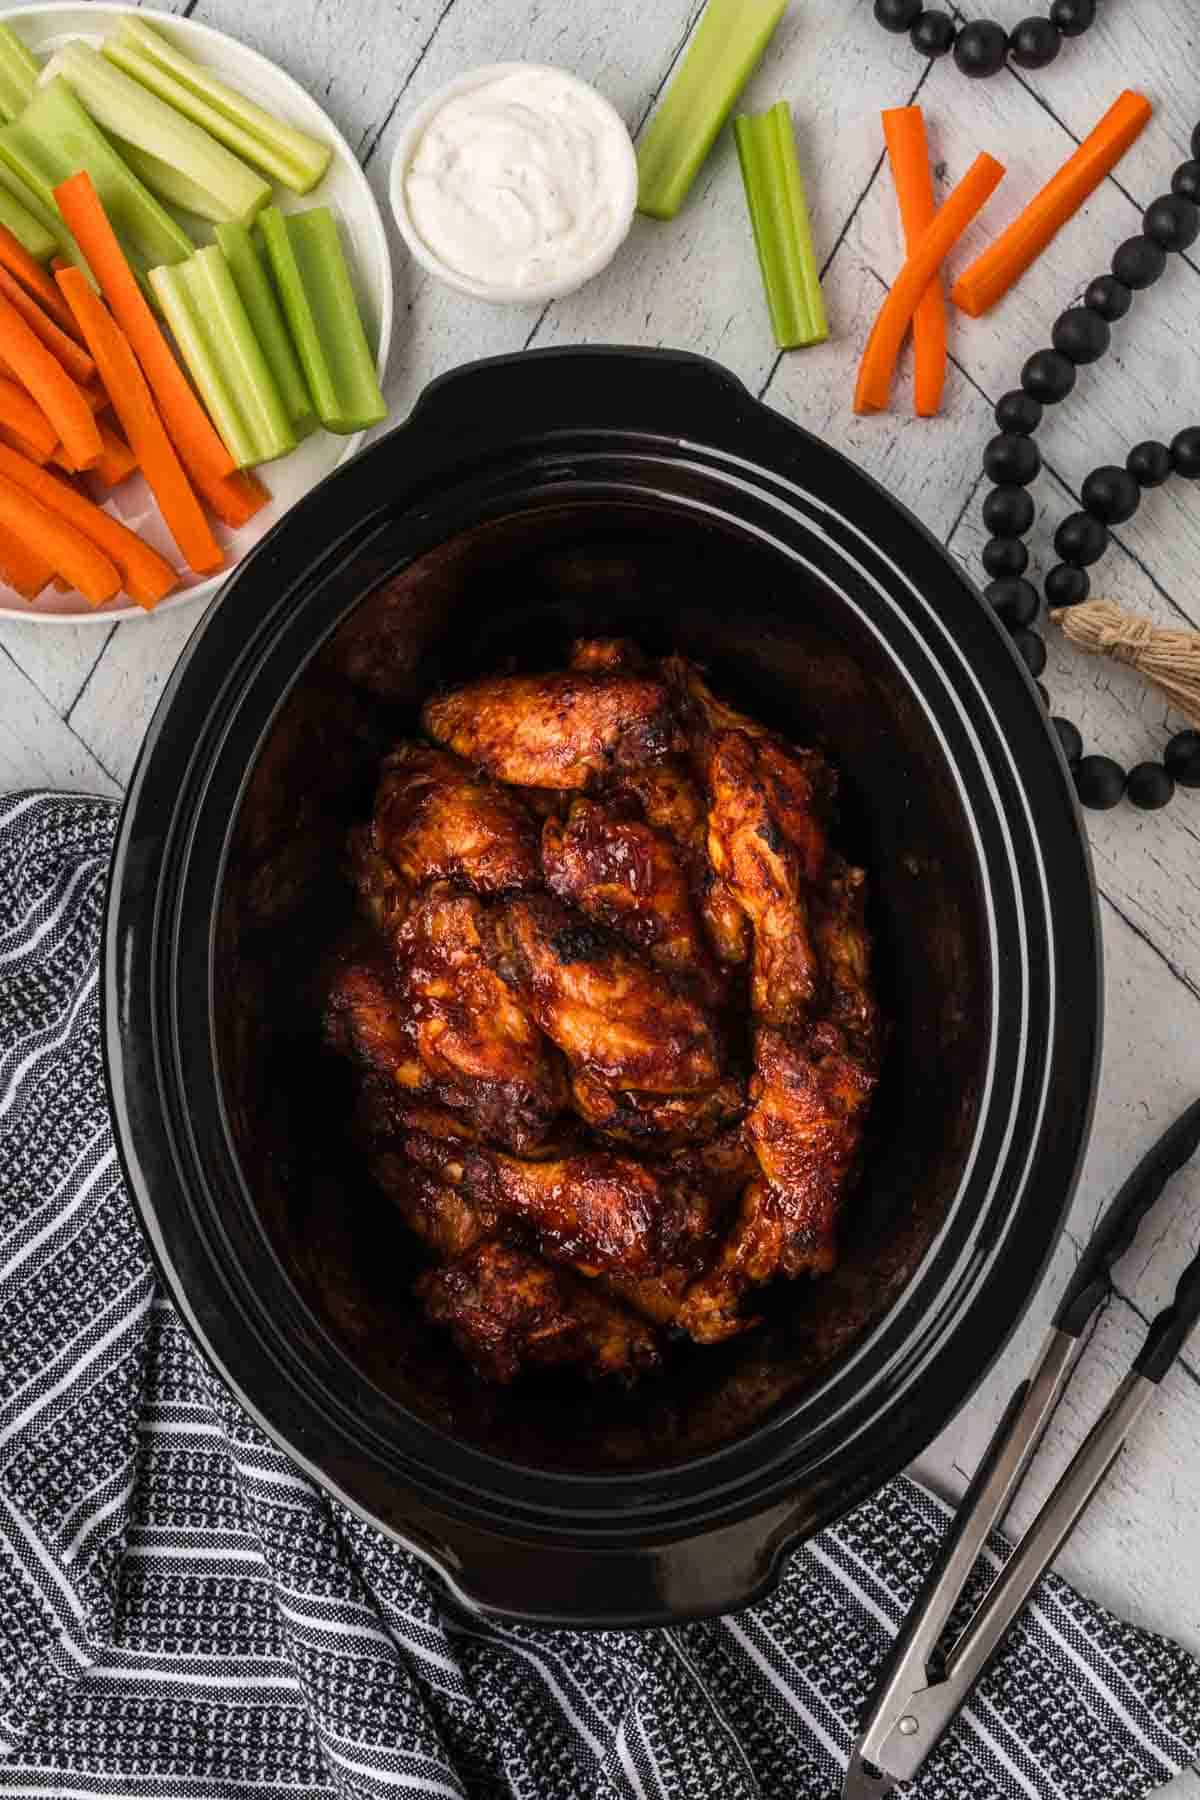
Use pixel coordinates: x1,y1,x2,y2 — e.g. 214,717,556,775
47,43,269,228
0,180,55,260
734,103,827,350
0,157,85,267
259,206,385,435
0,24,38,127
104,20,331,195
216,221,313,431
150,245,295,468
637,0,788,221
0,78,193,270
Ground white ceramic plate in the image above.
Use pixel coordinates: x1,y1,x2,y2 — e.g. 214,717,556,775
0,3,393,624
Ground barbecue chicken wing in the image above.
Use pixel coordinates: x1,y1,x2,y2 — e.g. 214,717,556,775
368,1144,493,1258
418,1240,661,1385
423,667,684,789
346,824,413,942
542,795,723,1003
406,1131,712,1277
323,937,425,1091
570,1068,745,1150
373,744,540,894
496,894,723,1094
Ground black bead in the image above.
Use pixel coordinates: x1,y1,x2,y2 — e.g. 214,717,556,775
1081,465,1140,525
984,432,1041,486
1050,0,1095,34
874,0,922,29
995,389,1043,436
1126,440,1172,487
983,484,1036,537
1084,274,1131,322
1055,511,1109,567
1143,193,1200,252
1127,762,1175,811
982,535,1030,579
1053,717,1084,765
1075,755,1127,811
1112,235,1167,290
910,9,956,55
954,18,1008,76
1009,16,1061,67
1171,161,1200,205
1170,427,1200,477
986,576,1040,627
1011,628,1048,676
1052,306,1110,365
1165,729,1200,788
1022,348,1076,403
1044,563,1090,607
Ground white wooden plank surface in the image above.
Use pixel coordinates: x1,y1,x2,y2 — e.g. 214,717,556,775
4,2,1200,1789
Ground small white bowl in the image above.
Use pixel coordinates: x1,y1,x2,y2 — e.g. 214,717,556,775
389,61,638,307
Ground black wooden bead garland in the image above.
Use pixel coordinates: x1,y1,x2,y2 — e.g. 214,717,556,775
978,124,1200,813
873,0,1097,78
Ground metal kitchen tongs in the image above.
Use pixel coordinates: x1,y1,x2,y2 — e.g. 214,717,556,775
843,1097,1200,1800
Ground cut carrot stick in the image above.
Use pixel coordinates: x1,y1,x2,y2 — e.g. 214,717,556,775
0,222,83,340
855,153,1005,416
54,173,236,487
192,463,270,530
0,265,95,385
56,265,223,575
0,292,102,467
882,106,947,419
0,374,56,458
0,469,120,603
952,91,1152,318
52,421,137,486
0,424,49,465
0,441,175,607
0,518,53,598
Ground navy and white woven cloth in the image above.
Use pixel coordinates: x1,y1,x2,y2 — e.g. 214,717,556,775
3,789,1200,1800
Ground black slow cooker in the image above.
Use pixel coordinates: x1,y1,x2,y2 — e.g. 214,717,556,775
104,348,1101,1626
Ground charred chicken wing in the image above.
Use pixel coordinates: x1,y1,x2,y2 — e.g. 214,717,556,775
570,1068,746,1151
417,1239,661,1385
496,894,723,1094
374,744,540,894
423,668,684,789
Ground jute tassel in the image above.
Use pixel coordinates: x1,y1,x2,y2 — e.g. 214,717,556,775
1051,598,1200,730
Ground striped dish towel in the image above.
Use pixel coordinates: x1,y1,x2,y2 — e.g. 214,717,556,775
2,789,1199,1800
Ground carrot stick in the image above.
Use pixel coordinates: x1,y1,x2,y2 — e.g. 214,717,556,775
0,266,96,386
0,221,83,340
54,172,236,487
952,91,1152,318
192,463,270,530
0,424,49,465
52,421,137,486
0,441,175,607
0,375,57,459
0,292,102,468
0,469,120,604
0,519,54,599
56,266,223,575
882,107,946,419
855,153,1005,416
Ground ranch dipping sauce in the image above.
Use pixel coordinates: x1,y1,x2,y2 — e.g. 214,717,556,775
396,65,637,301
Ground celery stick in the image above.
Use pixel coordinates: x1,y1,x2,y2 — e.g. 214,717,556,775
48,43,269,228
0,158,85,267
637,0,788,221
0,24,38,126
105,20,331,195
734,103,827,350
216,221,313,431
150,246,295,468
259,206,386,436
0,78,193,269
0,180,55,260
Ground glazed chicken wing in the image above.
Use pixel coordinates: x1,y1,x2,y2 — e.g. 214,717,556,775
705,731,834,1025
368,1144,494,1259
374,744,540,894
346,825,413,942
496,894,722,1094
422,668,684,789
323,937,425,1092
542,795,722,1003
406,1130,712,1277
417,1239,661,1385
570,1068,746,1151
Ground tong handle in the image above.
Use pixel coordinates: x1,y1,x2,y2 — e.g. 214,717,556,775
1055,1098,1200,1338
1135,1237,1200,1383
